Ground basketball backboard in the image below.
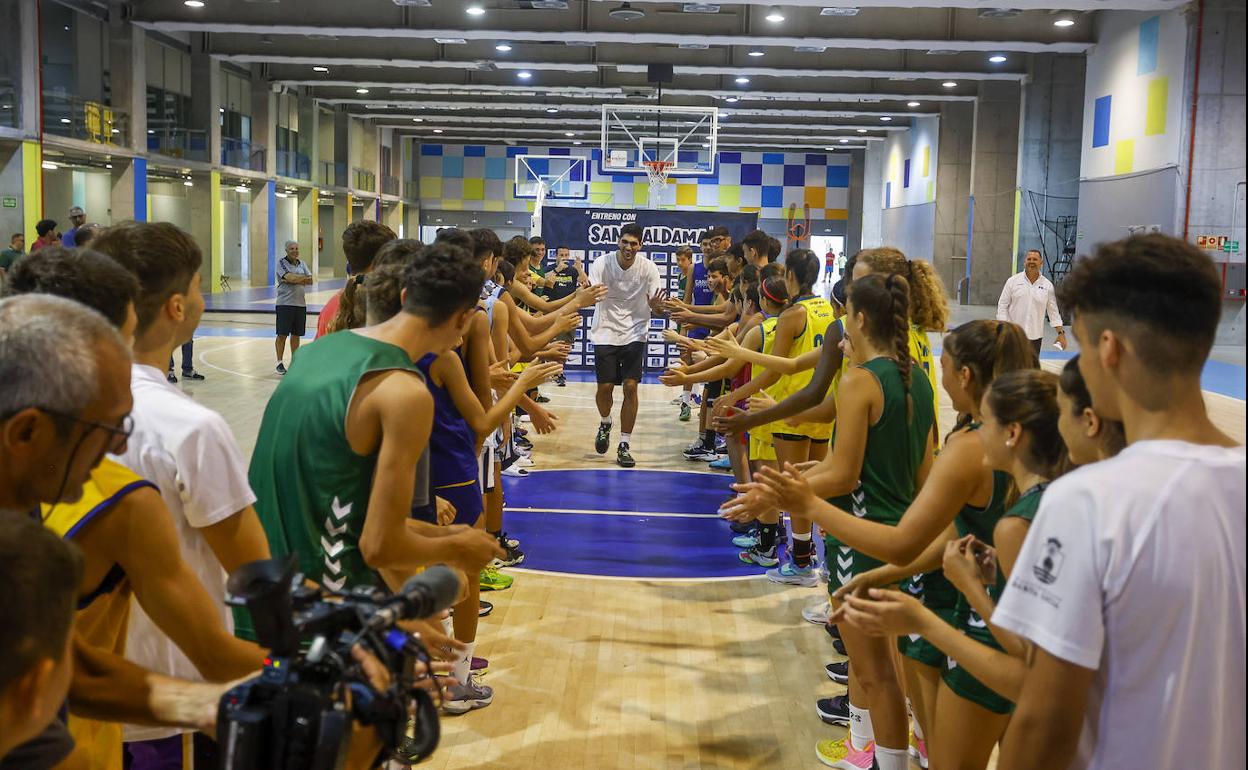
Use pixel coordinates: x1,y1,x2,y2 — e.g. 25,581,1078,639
600,104,718,177
513,155,590,201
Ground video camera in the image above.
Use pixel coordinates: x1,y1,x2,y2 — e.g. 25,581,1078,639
216,558,460,770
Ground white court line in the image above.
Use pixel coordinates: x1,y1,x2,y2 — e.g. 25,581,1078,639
196,338,282,382
513,466,733,478
504,506,719,519
506,565,766,583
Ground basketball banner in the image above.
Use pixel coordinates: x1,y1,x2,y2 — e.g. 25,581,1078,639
539,206,759,373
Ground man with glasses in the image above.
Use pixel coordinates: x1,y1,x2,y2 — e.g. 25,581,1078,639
588,223,668,467
62,207,87,248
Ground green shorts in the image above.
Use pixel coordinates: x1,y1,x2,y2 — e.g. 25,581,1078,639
825,536,885,596
940,595,1015,715
897,605,957,668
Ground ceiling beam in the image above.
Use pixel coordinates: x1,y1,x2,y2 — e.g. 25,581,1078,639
301,85,977,103
362,115,910,132
134,21,1091,54
338,100,934,120
402,125,887,142
588,0,1180,10
394,133,868,152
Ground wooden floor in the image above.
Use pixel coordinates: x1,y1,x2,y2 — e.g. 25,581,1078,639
183,318,1245,770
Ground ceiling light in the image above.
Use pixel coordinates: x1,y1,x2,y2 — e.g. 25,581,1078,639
683,3,721,12
748,50,765,57
112,129,119,134
147,129,155,134
564,132,575,137
546,107,558,114
679,42,710,50
184,0,204,6
59,118,70,124
907,101,921,107
725,96,739,102
735,76,750,84
573,141,582,145
989,55,1008,63
820,7,860,16
465,5,485,15
609,3,646,20
356,88,370,94
856,128,867,133
433,129,443,133
839,139,849,143
183,180,194,187
412,117,423,122
472,219,479,223
517,71,533,80
880,116,892,121
765,9,785,22
105,163,113,168
235,185,249,193
434,38,468,44
496,43,512,52
41,161,58,171
1053,17,1075,27
313,66,329,72
942,81,958,88
794,45,827,53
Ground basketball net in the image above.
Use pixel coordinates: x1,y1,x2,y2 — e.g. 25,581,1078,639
644,160,674,208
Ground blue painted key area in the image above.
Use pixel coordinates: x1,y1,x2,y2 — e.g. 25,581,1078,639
501,469,765,579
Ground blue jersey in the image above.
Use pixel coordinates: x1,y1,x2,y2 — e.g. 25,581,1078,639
414,353,478,485
691,260,715,306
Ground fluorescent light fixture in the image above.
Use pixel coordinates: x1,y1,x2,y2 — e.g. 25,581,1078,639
517,71,533,79
748,50,765,57
313,66,329,72
573,141,582,145
434,38,468,44
679,42,710,50
41,161,59,171
412,117,423,122
735,76,750,84
433,129,443,133
147,129,155,134
839,139,849,143
942,81,958,88
880,116,892,121
466,6,485,15
183,180,194,187
907,101,921,107
60,118,70,124
820,7,860,16
765,9,785,22
794,46,827,53
235,185,249,193
546,107,559,114
184,0,204,7
1053,17,1075,27
856,128,867,133
725,96,739,102
105,163,113,169
356,87,370,94
564,131,575,137
496,43,513,52
989,55,1007,63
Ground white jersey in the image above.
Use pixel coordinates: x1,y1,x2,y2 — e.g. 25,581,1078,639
587,251,662,347
994,440,1246,770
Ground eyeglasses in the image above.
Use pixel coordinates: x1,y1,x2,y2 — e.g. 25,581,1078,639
40,409,134,451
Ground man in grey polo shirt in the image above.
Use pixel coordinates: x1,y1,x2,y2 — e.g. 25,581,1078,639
275,240,313,375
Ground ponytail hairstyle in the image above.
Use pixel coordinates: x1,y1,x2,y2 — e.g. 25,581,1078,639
759,273,791,313
943,319,1037,407
363,240,422,325
495,258,516,287
855,247,949,332
848,273,913,413
733,263,759,306
1058,356,1127,457
985,369,1069,478
328,221,397,335
784,248,821,296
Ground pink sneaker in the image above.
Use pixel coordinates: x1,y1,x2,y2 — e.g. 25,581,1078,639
910,735,929,769
815,737,874,769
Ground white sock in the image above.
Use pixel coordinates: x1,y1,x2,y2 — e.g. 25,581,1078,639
681,391,692,404
849,701,874,752
874,746,908,770
620,432,632,445
600,417,613,427
452,641,475,685
792,531,812,542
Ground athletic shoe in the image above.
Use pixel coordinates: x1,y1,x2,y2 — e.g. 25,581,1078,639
714,436,727,454
478,600,493,617
515,435,533,450
815,694,850,726
519,414,532,424
555,373,567,387
515,456,535,468
595,422,611,454
825,621,842,641
182,370,205,381
471,656,489,672
442,674,494,715
275,362,286,375
616,442,636,468
479,566,513,592
501,465,529,478
818,562,830,584
679,402,692,422
683,445,718,461
495,536,525,567
739,545,780,567
533,392,551,404
803,600,832,625
825,660,849,684
910,734,930,770
729,520,756,535
731,531,760,549
498,531,521,549
815,737,874,769
766,561,818,587
514,425,529,437
831,637,846,656
708,456,732,470
166,370,177,383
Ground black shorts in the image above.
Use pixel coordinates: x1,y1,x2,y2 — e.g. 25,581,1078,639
704,378,728,402
276,305,307,337
594,341,645,385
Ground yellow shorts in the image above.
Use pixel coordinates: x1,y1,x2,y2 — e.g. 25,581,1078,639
749,435,776,462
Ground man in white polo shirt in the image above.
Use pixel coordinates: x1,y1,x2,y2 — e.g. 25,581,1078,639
996,249,1066,357
993,234,1245,770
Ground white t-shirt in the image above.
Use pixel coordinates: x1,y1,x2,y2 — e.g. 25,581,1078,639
995,271,1063,341
115,364,258,742
587,251,662,347
993,440,1246,770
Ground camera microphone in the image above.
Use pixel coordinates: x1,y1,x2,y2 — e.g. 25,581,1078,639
367,565,461,631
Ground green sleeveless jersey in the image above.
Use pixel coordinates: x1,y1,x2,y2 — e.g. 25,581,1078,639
248,331,419,593
1003,482,1049,523
850,357,936,526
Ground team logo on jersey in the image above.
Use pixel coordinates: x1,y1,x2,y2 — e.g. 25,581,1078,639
1033,537,1064,585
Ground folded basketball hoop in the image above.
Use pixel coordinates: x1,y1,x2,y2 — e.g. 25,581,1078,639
644,159,674,203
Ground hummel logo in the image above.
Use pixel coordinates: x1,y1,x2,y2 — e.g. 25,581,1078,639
968,612,988,629
330,497,352,522
908,633,920,642
320,536,345,558
947,657,958,670
325,518,348,536
324,557,342,575
837,555,853,570
322,574,345,592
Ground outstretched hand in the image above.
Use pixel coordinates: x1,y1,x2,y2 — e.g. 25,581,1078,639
830,588,927,637
718,482,778,523
752,463,819,517
648,288,670,316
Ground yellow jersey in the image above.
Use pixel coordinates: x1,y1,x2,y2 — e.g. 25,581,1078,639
909,325,940,445
773,296,837,439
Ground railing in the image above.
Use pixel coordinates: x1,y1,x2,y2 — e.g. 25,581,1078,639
318,160,346,188
221,137,266,171
0,83,17,129
353,167,376,193
404,180,418,201
381,174,399,196
147,126,210,163
277,150,311,181
43,91,129,145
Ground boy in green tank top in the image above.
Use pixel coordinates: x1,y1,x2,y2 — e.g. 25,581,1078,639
248,240,505,601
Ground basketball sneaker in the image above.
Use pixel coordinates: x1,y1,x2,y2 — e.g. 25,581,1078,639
275,362,286,375
479,565,514,591
815,737,874,769
617,442,636,468
478,600,493,617
708,456,732,470
766,561,818,587
731,531,760,549
679,401,692,422
683,443,717,461
825,660,849,684
815,694,850,726
729,520,756,535
442,674,494,715
495,534,525,567
554,372,567,387
471,656,489,672
595,422,611,454
910,732,930,769
803,599,832,625
739,545,780,567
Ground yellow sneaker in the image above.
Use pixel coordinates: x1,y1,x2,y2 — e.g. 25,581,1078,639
815,737,875,769
479,565,514,591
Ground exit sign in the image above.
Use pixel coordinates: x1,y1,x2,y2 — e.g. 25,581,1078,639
1224,240,1240,253
1,196,15,208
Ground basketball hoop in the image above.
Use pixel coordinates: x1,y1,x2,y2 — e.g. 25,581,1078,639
644,160,674,207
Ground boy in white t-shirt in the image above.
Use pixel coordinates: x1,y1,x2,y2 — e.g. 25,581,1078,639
993,234,1246,770
95,223,272,768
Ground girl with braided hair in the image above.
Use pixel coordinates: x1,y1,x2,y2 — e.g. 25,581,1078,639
730,273,937,770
